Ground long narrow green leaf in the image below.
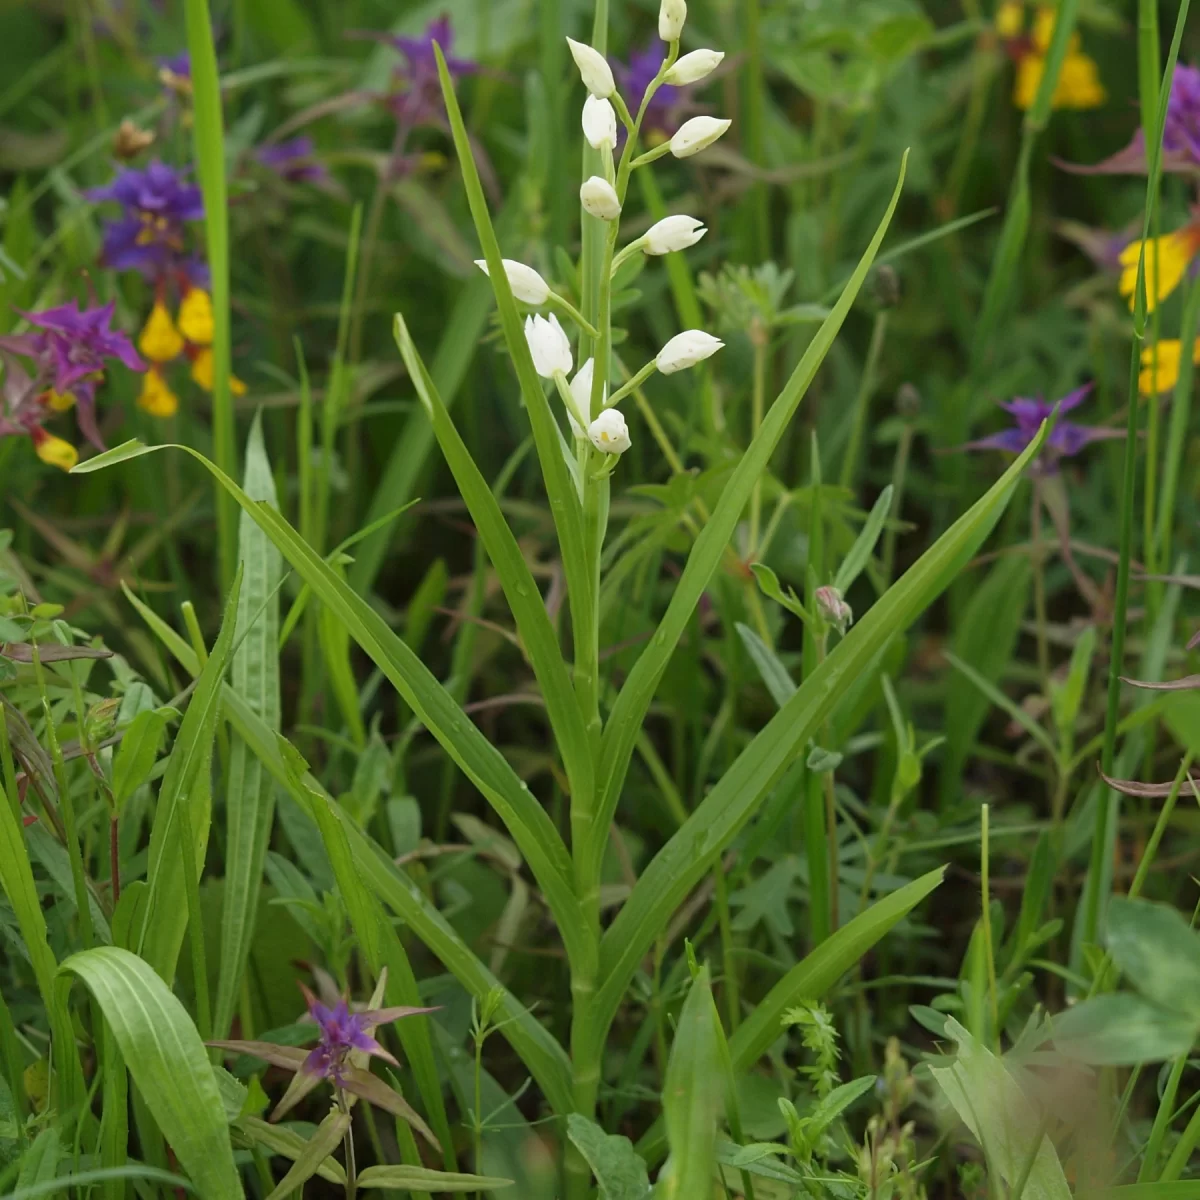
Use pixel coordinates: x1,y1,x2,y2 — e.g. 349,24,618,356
588,152,909,883
139,569,242,981
77,443,585,974
59,946,242,1200
119,585,575,1116
943,651,1057,758
183,0,237,590
393,314,593,806
214,415,282,1040
593,425,1042,1055
432,46,595,713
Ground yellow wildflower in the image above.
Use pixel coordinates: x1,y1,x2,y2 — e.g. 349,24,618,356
31,429,78,471
1118,228,1200,312
177,287,214,345
138,301,184,363
995,0,1025,37
1012,7,1106,111
189,347,246,395
41,389,75,412
138,366,179,417
1139,339,1200,396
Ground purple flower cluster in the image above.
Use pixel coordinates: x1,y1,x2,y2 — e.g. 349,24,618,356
254,136,330,186
301,986,431,1085
87,161,206,289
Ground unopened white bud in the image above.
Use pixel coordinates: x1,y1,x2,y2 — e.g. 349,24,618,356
658,0,687,41
588,408,631,454
664,49,723,86
580,176,622,221
474,258,550,306
568,357,605,436
566,37,615,98
582,95,617,151
524,313,573,378
656,329,724,374
814,585,853,633
669,115,731,159
644,215,706,255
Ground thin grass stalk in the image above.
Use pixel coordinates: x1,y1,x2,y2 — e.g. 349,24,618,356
1088,0,1191,948
1154,275,1200,562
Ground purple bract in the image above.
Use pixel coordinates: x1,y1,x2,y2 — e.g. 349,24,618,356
299,985,429,1085
255,136,330,185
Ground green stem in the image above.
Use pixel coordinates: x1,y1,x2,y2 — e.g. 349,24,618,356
1154,274,1200,561
881,422,913,585
980,804,1000,1047
607,359,658,409
839,310,888,489
549,291,600,338
748,332,767,553
713,859,740,1032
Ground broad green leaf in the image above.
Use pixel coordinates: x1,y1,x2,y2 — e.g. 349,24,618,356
567,1114,651,1200
1053,994,1199,1065
735,624,796,708
120,582,574,1116
929,1018,1070,1200
263,1107,350,1200
833,485,893,592
394,313,593,805
653,967,721,1200
596,420,1040,1045
750,563,807,621
139,568,242,981
110,707,175,811
59,946,242,1199
1106,897,1200,1017
356,1165,514,1191
589,153,910,885
79,444,585,977
215,413,283,1041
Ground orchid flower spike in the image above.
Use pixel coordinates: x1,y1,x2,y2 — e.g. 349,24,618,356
580,176,622,221
582,95,618,151
524,313,573,378
645,215,707,255
656,330,724,373
659,0,687,41
588,408,631,454
670,116,732,158
566,37,615,98
664,49,723,86
474,258,551,305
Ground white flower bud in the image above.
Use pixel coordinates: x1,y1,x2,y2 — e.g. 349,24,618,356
644,215,707,255
474,258,550,306
566,37,615,98
815,585,853,633
524,313,572,378
656,329,724,374
658,0,687,41
664,49,723,86
669,115,731,159
588,408,631,454
580,175,622,221
582,95,618,151
568,357,606,436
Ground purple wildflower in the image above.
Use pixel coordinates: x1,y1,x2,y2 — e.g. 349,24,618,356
960,384,1122,472
254,136,329,185
616,45,686,140
350,14,476,127
159,51,191,81
87,161,206,288
0,300,145,449
299,984,430,1085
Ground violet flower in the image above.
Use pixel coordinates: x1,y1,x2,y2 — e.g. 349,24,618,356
299,987,417,1085
960,384,1121,473
254,136,330,186
87,161,207,288
0,300,145,453
1059,63,1200,176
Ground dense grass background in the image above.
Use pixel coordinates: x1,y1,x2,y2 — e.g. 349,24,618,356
2,0,1200,1195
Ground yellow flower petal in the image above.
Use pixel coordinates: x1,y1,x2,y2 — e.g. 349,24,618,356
189,348,246,395
177,288,214,346
1139,339,1200,396
138,301,184,363
42,388,76,412
1119,229,1200,312
1031,6,1057,51
32,430,78,471
1013,54,1044,109
137,367,179,417
1055,51,1106,109
995,0,1025,37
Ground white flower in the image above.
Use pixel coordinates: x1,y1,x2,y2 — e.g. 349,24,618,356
524,313,573,378
656,330,724,374
669,115,731,159
588,408,631,454
658,0,687,41
644,215,707,255
566,37,615,98
580,176,622,221
568,357,606,436
474,258,551,306
664,49,723,86
582,95,618,151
